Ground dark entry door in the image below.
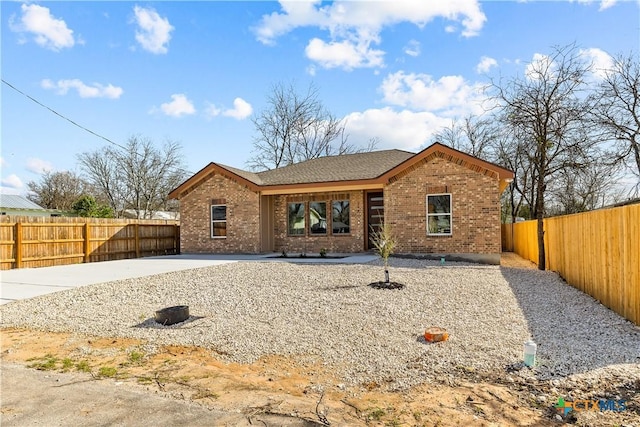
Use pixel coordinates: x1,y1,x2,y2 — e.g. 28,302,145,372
367,192,384,250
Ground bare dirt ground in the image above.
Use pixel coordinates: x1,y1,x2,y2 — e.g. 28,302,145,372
1,328,553,426
0,254,634,426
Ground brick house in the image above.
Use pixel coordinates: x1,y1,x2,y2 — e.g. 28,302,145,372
168,142,514,264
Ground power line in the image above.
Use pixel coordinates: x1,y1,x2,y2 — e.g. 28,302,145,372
1,79,195,176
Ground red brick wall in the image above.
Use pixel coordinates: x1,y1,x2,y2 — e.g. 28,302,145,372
179,173,260,253
273,191,365,254
385,157,501,255
178,157,502,258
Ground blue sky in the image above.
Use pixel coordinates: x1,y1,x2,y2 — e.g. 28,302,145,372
2,0,639,195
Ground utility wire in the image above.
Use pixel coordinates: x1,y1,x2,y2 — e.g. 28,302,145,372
2,78,195,176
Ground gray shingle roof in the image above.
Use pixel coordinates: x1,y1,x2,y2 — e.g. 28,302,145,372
217,164,264,186
234,149,415,185
0,194,46,210
168,143,515,199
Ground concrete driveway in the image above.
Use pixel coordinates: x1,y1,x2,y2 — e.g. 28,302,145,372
0,253,377,305
0,255,242,305
0,363,321,426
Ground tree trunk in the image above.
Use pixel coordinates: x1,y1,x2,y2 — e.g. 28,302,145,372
536,215,545,270
536,179,546,271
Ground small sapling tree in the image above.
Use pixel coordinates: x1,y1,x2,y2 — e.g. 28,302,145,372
370,222,403,289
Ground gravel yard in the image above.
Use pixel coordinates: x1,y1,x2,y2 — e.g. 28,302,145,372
1,257,639,391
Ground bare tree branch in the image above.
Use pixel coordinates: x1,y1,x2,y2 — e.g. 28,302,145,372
490,43,597,270
27,171,89,211
78,136,187,218
248,82,371,170
591,52,640,195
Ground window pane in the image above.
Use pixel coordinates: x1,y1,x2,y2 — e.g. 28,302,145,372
427,194,451,235
309,202,327,234
288,203,305,235
427,195,450,214
212,205,226,220
428,215,451,234
332,200,350,234
212,222,227,237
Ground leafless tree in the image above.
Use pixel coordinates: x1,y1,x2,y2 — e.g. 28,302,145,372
27,171,89,211
492,44,597,270
78,136,187,218
248,82,366,170
592,53,640,196
432,115,498,159
546,148,624,215
77,148,125,216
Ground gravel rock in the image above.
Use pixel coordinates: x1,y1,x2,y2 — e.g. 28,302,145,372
1,259,639,391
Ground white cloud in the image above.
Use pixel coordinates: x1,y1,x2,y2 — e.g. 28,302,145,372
380,71,487,117
0,157,6,167
570,0,618,11
525,53,554,81
580,47,614,79
205,103,222,118
158,94,196,118
571,0,618,10
254,1,486,69
344,108,450,151
41,79,123,99
10,4,75,51
403,40,421,57
253,0,326,46
206,98,253,120
26,158,54,174
476,56,498,73
133,6,173,54
1,174,24,190
524,49,613,82
305,37,384,70
599,0,617,10
222,98,253,120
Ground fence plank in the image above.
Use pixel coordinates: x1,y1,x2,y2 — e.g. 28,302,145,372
15,223,22,268
0,216,179,270
502,204,640,325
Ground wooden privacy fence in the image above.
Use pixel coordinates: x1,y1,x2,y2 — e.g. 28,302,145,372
501,204,640,325
0,216,180,270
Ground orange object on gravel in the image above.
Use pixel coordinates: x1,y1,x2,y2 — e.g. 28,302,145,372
424,327,449,342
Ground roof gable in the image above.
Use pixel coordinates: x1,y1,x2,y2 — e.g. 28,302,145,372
168,143,514,199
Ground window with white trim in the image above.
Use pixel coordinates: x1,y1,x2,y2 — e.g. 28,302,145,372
211,204,227,238
427,194,452,235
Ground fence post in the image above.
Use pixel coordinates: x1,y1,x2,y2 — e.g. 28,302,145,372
15,222,22,269
135,223,140,258
83,223,91,263
174,224,179,254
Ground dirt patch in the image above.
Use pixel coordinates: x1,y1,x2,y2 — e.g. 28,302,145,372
2,327,554,426
500,252,538,269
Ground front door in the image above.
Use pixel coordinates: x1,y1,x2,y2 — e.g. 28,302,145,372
366,192,384,250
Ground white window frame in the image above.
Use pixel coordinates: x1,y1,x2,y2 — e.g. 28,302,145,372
426,193,452,236
211,204,227,239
